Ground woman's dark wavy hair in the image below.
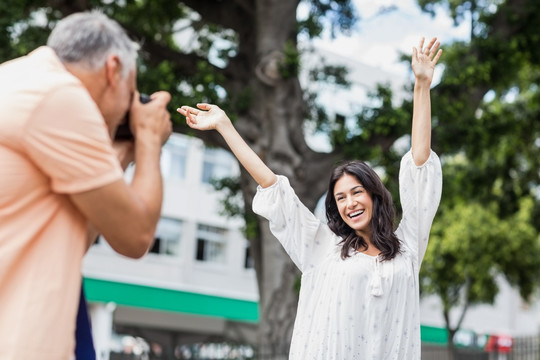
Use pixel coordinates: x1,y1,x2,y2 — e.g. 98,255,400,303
325,160,401,261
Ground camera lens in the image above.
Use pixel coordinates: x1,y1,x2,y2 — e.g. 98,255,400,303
114,93,151,140
139,93,151,104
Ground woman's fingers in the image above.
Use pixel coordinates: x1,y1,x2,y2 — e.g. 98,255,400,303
432,49,443,64
197,103,212,110
177,106,198,126
182,106,200,115
413,37,442,67
416,37,439,58
425,37,436,52
429,40,440,58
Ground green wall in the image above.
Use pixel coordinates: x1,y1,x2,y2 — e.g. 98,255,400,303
84,277,448,344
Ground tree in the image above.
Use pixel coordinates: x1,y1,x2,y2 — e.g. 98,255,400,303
0,0,401,357
420,192,540,357
414,0,540,356
418,0,540,217
2,1,540,358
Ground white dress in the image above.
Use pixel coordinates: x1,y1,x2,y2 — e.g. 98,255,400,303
252,150,442,360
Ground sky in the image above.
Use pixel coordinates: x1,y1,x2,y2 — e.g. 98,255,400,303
299,0,472,152
310,0,471,78
174,0,472,150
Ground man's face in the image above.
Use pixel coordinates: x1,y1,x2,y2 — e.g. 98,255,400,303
101,67,137,136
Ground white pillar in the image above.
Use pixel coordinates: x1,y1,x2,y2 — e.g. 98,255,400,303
90,302,116,360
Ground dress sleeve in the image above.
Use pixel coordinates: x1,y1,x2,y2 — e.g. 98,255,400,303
395,150,442,270
252,175,337,273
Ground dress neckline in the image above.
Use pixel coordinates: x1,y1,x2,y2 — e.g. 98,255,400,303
352,249,380,260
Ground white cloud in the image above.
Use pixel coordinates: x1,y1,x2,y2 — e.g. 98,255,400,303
308,0,470,78
300,0,471,152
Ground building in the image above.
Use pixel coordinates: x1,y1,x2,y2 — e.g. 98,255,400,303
83,133,258,359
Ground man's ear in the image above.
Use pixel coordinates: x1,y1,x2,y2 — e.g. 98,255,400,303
104,54,122,88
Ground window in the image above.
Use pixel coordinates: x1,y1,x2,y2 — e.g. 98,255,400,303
195,224,227,263
244,242,254,269
201,147,235,184
161,136,188,181
149,217,183,256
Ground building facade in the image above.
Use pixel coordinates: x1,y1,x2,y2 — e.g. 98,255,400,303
83,48,540,358
83,133,258,359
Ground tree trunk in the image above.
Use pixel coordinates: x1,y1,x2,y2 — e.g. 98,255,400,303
446,328,457,360
42,0,345,357
255,220,300,359
240,1,338,357
444,307,457,360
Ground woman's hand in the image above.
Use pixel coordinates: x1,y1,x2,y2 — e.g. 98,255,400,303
177,103,230,132
411,37,442,84
178,102,277,187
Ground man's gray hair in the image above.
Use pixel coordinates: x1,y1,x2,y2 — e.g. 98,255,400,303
47,10,140,78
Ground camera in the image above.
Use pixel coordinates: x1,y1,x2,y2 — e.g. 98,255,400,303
114,93,152,140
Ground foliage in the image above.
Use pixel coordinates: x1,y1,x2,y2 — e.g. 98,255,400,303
428,0,540,226
409,0,540,349
298,0,357,38
1,0,540,354
421,196,540,313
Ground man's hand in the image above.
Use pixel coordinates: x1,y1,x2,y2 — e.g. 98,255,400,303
130,91,172,145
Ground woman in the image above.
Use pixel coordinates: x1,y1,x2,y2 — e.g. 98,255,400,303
178,37,443,360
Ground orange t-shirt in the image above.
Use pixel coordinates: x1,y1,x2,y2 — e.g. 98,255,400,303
0,47,123,359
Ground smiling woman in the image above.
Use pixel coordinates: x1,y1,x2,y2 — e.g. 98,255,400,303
326,162,399,259
177,37,443,360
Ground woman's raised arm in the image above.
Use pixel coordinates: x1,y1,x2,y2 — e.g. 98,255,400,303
177,104,278,188
410,37,442,166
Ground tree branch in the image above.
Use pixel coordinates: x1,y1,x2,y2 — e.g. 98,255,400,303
180,0,255,33
46,0,91,14
455,277,471,331
443,308,452,333
123,27,213,76
488,0,530,39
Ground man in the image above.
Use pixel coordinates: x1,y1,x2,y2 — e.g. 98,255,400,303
0,11,172,359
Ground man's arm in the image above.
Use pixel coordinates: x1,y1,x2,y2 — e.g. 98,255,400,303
84,140,134,251
72,92,172,258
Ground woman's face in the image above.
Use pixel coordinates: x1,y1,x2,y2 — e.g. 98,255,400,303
333,173,373,239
